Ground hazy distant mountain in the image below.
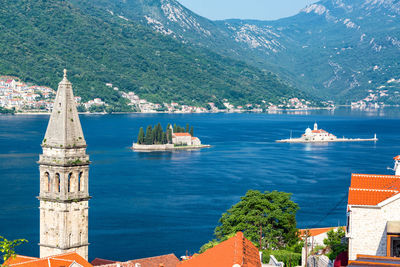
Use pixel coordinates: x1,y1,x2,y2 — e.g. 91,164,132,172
0,0,315,110
95,0,400,103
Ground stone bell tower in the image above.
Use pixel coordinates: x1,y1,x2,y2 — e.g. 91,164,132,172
38,69,90,260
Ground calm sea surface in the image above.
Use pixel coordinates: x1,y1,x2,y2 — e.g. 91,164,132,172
1,108,400,260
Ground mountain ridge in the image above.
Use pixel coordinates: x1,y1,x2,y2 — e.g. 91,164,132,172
106,0,400,104
0,0,318,111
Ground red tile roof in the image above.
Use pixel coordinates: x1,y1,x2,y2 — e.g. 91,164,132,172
348,174,400,206
91,259,116,266
177,232,261,267
394,155,400,161
96,254,179,267
312,129,327,133
300,227,345,237
5,252,92,267
173,133,191,137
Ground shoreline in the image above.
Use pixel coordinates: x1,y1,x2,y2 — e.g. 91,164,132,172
132,143,211,151
276,137,378,143
8,106,334,115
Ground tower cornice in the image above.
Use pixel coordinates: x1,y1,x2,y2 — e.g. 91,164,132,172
37,196,92,203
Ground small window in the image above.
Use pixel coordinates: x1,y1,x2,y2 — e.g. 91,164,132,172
55,173,60,192
78,172,83,192
68,173,72,192
44,172,50,192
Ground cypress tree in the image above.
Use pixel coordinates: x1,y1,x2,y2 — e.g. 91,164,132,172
157,123,163,143
186,123,189,132
145,125,153,145
190,126,194,137
162,132,167,144
151,127,157,144
173,124,177,133
167,128,173,144
137,127,144,144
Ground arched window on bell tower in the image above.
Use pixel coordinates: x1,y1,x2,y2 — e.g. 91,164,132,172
55,173,60,193
78,172,83,192
68,173,72,192
44,172,50,192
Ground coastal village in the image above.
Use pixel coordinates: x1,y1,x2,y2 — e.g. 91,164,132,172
0,76,325,113
4,71,400,267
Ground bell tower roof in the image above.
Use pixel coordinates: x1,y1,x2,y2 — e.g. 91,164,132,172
43,69,86,148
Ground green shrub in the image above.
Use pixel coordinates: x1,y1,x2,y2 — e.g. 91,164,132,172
262,250,301,266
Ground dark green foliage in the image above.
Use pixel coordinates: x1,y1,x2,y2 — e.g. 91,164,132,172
167,128,172,144
76,104,87,113
88,105,106,113
0,0,317,111
190,126,193,137
261,250,301,266
323,228,347,260
185,123,189,133
0,107,15,114
144,125,153,145
137,123,193,145
137,127,144,144
215,190,299,250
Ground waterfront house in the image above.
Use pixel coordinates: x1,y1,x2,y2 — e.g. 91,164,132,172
347,156,400,260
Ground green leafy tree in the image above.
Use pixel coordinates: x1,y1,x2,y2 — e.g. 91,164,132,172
0,236,27,264
137,127,144,144
76,104,87,113
190,126,194,137
323,228,347,260
173,124,177,133
144,125,153,145
186,123,189,133
215,190,299,250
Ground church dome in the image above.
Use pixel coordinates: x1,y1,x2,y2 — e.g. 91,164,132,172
305,127,312,135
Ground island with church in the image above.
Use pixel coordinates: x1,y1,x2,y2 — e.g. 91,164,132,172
132,123,210,151
276,122,378,143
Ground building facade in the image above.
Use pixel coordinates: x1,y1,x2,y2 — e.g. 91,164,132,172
347,163,400,260
38,70,90,260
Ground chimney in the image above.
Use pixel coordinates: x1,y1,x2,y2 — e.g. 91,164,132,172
394,156,400,175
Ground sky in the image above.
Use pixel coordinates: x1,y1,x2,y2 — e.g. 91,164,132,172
176,0,319,21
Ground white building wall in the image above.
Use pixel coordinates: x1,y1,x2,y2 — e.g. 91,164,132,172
348,198,400,260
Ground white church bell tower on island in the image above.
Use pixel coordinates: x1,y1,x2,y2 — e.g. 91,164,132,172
38,69,90,260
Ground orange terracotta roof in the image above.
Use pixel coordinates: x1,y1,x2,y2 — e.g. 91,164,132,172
173,133,191,137
312,129,327,133
96,254,179,267
299,226,345,237
348,188,398,206
6,252,93,267
394,155,400,161
350,174,400,191
348,174,400,206
177,232,261,267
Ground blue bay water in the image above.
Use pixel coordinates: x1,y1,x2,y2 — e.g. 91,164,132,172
1,108,400,261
